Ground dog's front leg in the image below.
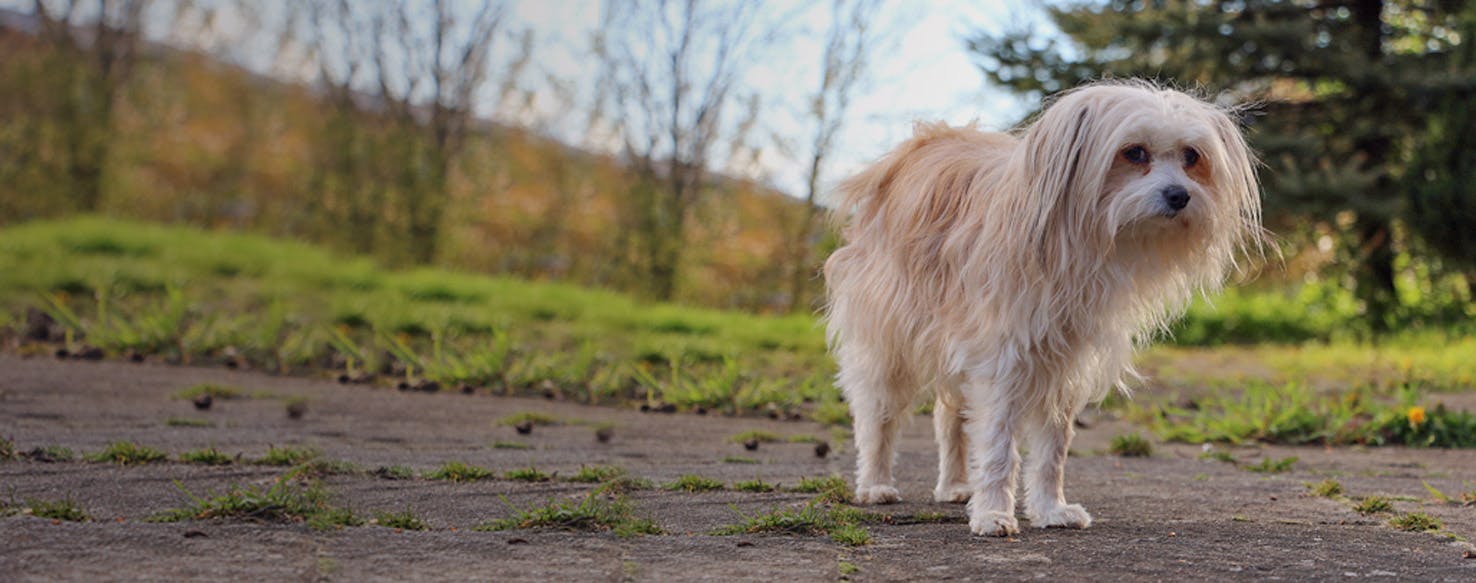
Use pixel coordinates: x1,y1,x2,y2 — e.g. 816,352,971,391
963,381,1020,536
1023,412,1092,529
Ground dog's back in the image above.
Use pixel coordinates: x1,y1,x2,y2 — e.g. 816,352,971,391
831,122,1014,247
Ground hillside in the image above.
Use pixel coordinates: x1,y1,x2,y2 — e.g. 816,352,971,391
0,22,812,311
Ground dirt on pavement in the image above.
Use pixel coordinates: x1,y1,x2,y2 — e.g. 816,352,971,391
2,354,1474,581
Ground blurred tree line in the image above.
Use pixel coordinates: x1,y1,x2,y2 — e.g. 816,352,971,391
0,0,884,311
969,0,1476,331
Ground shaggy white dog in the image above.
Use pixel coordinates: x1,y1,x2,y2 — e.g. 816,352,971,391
823,81,1264,536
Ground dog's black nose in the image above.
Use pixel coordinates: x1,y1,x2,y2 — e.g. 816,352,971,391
1161,185,1190,211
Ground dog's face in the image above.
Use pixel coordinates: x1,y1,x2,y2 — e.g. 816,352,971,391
1101,116,1217,232
1017,83,1261,266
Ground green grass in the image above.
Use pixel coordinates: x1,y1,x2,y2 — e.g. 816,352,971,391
1354,496,1394,514
498,412,561,427
174,384,247,401
166,417,213,428
87,441,167,465
1131,382,1476,448
1245,456,1299,474
504,466,553,482
1388,512,1442,532
0,218,833,420
373,465,415,480
663,474,725,492
593,475,656,494
26,497,89,522
0,436,14,460
475,493,662,537
373,509,429,530
734,478,777,493
254,445,320,466
1307,478,1343,498
148,468,359,530
728,430,782,444
723,456,758,464
566,465,626,484
1199,450,1237,464
712,501,873,546
424,461,494,482
1109,433,1153,457
910,511,954,523
180,447,235,466
298,459,361,477
491,441,533,450
789,475,852,504
6,217,1473,438
25,445,74,462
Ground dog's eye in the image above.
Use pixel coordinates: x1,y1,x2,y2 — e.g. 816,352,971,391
1122,146,1149,164
1183,147,1200,168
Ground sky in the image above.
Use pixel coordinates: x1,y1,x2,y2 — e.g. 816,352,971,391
507,0,1051,199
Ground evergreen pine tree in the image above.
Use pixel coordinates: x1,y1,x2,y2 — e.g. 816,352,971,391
967,0,1476,331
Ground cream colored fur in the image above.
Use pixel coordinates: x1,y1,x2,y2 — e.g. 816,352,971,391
823,81,1264,536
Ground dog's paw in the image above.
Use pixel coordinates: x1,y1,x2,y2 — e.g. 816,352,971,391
1028,503,1092,529
969,510,1019,537
932,484,972,503
853,485,901,505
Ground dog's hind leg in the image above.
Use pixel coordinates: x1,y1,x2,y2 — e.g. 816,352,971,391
932,392,972,503
840,355,909,505
962,378,1021,536
1022,408,1092,529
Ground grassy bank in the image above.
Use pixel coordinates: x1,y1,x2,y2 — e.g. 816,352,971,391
1,218,1471,435
0,217,837,419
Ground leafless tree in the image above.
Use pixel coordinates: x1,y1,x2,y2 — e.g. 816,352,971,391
365,0,521,264
303,0,383,252
594,0,771,300
32,0,149,211
786,0,880,312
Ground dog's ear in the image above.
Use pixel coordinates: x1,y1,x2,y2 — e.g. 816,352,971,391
1016,91,1108,267
1205,104,1265,253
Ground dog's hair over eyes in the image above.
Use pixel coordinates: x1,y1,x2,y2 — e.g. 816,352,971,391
822,80,1266,535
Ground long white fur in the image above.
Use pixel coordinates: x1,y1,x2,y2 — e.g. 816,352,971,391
823,80,1264,536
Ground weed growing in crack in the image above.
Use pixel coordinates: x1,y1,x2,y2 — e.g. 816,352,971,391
373,509,428,530
1108,433,1152,457
662,474,724,492
475,493,661,537
87,441,167,465
180,447,235,466
789,476,852,504
425,461,494,482
712,501,873,546
26,497,89,522
254,445,320,467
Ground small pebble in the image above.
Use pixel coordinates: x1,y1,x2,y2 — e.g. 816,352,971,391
743,438,759,451
193,394,213,411
814,442,831,458
515,420,534,435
